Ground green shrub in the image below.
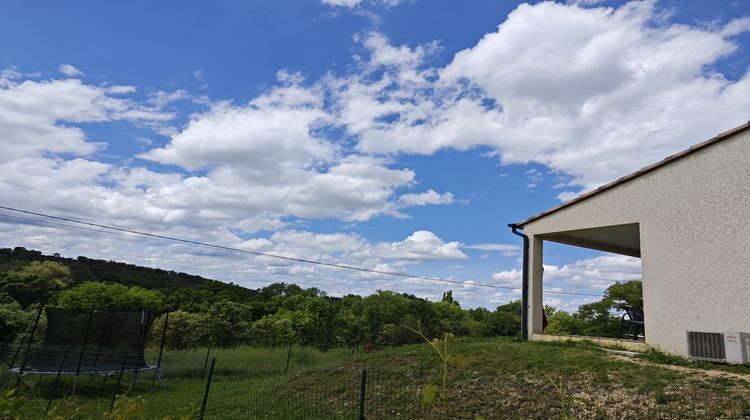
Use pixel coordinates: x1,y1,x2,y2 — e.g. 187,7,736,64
56,282,165,312
251,315,294,347
0,302,31,344
378,323,420,346
150,311,211,350
207,300,254,347
639,347,691,366
488,311,521,336
0,389,25,420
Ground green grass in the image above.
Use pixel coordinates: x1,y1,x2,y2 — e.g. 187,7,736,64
4,338,750,419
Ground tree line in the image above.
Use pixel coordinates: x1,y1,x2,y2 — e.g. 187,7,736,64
0,247,643,350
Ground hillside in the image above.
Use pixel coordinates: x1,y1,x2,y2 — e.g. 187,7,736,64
0,247,258,300
1,246,528,350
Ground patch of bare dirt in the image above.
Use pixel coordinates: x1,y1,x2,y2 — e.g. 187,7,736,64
608,353,750,381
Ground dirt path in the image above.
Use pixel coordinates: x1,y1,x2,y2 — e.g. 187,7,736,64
608,353,750,381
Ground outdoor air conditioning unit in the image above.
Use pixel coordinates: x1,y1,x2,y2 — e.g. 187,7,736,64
686,331,750,364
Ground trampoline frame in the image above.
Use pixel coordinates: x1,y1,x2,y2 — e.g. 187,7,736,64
8,364,167,389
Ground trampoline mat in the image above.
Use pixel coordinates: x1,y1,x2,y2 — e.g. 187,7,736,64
16,345,151,374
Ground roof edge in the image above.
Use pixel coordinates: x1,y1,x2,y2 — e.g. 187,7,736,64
516,121,750,227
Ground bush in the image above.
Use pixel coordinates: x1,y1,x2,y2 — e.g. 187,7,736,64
251,315,294,347
488,311,521,336
150,311,211,350
207,300,254,347
0,388,27,419
0,302,31,344
378,323,419,346
0,274,59,309
638,347,691,366
0,261,72,308
56,282,165,311
546,310,581,335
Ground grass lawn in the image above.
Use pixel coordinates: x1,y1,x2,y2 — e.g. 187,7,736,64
4,337,750,419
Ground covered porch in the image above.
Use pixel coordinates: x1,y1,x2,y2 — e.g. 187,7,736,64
525,222,646,348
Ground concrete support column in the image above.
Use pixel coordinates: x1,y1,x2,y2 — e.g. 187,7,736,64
528,235,544,335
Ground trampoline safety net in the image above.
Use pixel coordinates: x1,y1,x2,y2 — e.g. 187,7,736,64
21,309,159,374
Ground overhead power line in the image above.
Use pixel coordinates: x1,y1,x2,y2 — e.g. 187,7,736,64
0,205,604,298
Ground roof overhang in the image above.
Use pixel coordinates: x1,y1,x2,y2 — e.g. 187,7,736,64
540,223,640,258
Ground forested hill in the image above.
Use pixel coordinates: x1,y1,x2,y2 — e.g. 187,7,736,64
1,247,643,349
1,247,526,350
0,247,257,301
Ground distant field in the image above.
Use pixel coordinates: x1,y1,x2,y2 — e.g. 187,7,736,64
5,338,750,419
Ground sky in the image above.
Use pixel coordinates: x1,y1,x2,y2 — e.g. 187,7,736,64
1,0,749,311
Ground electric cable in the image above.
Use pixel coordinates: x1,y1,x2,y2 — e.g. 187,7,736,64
0,205,605,297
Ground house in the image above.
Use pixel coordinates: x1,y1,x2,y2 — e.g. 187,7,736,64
509,121,750,358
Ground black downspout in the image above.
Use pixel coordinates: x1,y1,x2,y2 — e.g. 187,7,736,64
508,224,529,341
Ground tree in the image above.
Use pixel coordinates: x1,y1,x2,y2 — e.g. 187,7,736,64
545,308,582,335
207,300,254,347
56,282,165,311
251,314,294,347
603,280,643,311
488,310,521,336
495,299,522,315
150,311,211,350
334,308,366,350
0,261,72,308
441,290,454,304
0,301,31,343
545,280,643,338
17,261,72,287
0,273,60,308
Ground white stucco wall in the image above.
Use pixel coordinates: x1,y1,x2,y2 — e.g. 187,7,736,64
522,128,750,356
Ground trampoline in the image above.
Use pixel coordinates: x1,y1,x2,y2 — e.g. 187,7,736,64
9,308,167,390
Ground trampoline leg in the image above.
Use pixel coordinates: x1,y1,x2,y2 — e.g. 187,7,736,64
154,368,167,390
128,365,139,393
71,375,78,396
110,356,128,413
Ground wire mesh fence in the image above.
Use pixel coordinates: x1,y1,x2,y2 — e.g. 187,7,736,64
1,342,202,418
2,342,749,419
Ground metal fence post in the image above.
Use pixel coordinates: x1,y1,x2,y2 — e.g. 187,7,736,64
46,348,69,412
156,312,169,369
284,342,292,375
199,357,216,420
201,342,213,379
72,310,94,395
109,355,129,413
14,303,44,389
359,368,367,420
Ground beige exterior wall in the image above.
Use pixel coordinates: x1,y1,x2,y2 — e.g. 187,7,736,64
522,129,750,356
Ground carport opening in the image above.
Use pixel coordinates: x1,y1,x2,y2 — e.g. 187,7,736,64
538,223,644,344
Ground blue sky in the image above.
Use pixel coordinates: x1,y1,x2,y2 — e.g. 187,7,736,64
1,0,749,310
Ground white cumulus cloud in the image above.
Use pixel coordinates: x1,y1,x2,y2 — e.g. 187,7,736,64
58,64,83,77
321,0,362,7
491,253,641,292
467,243,520,256
397,190,454,207
331,1,750,198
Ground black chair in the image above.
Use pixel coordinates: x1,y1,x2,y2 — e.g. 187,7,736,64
617,307,644,340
